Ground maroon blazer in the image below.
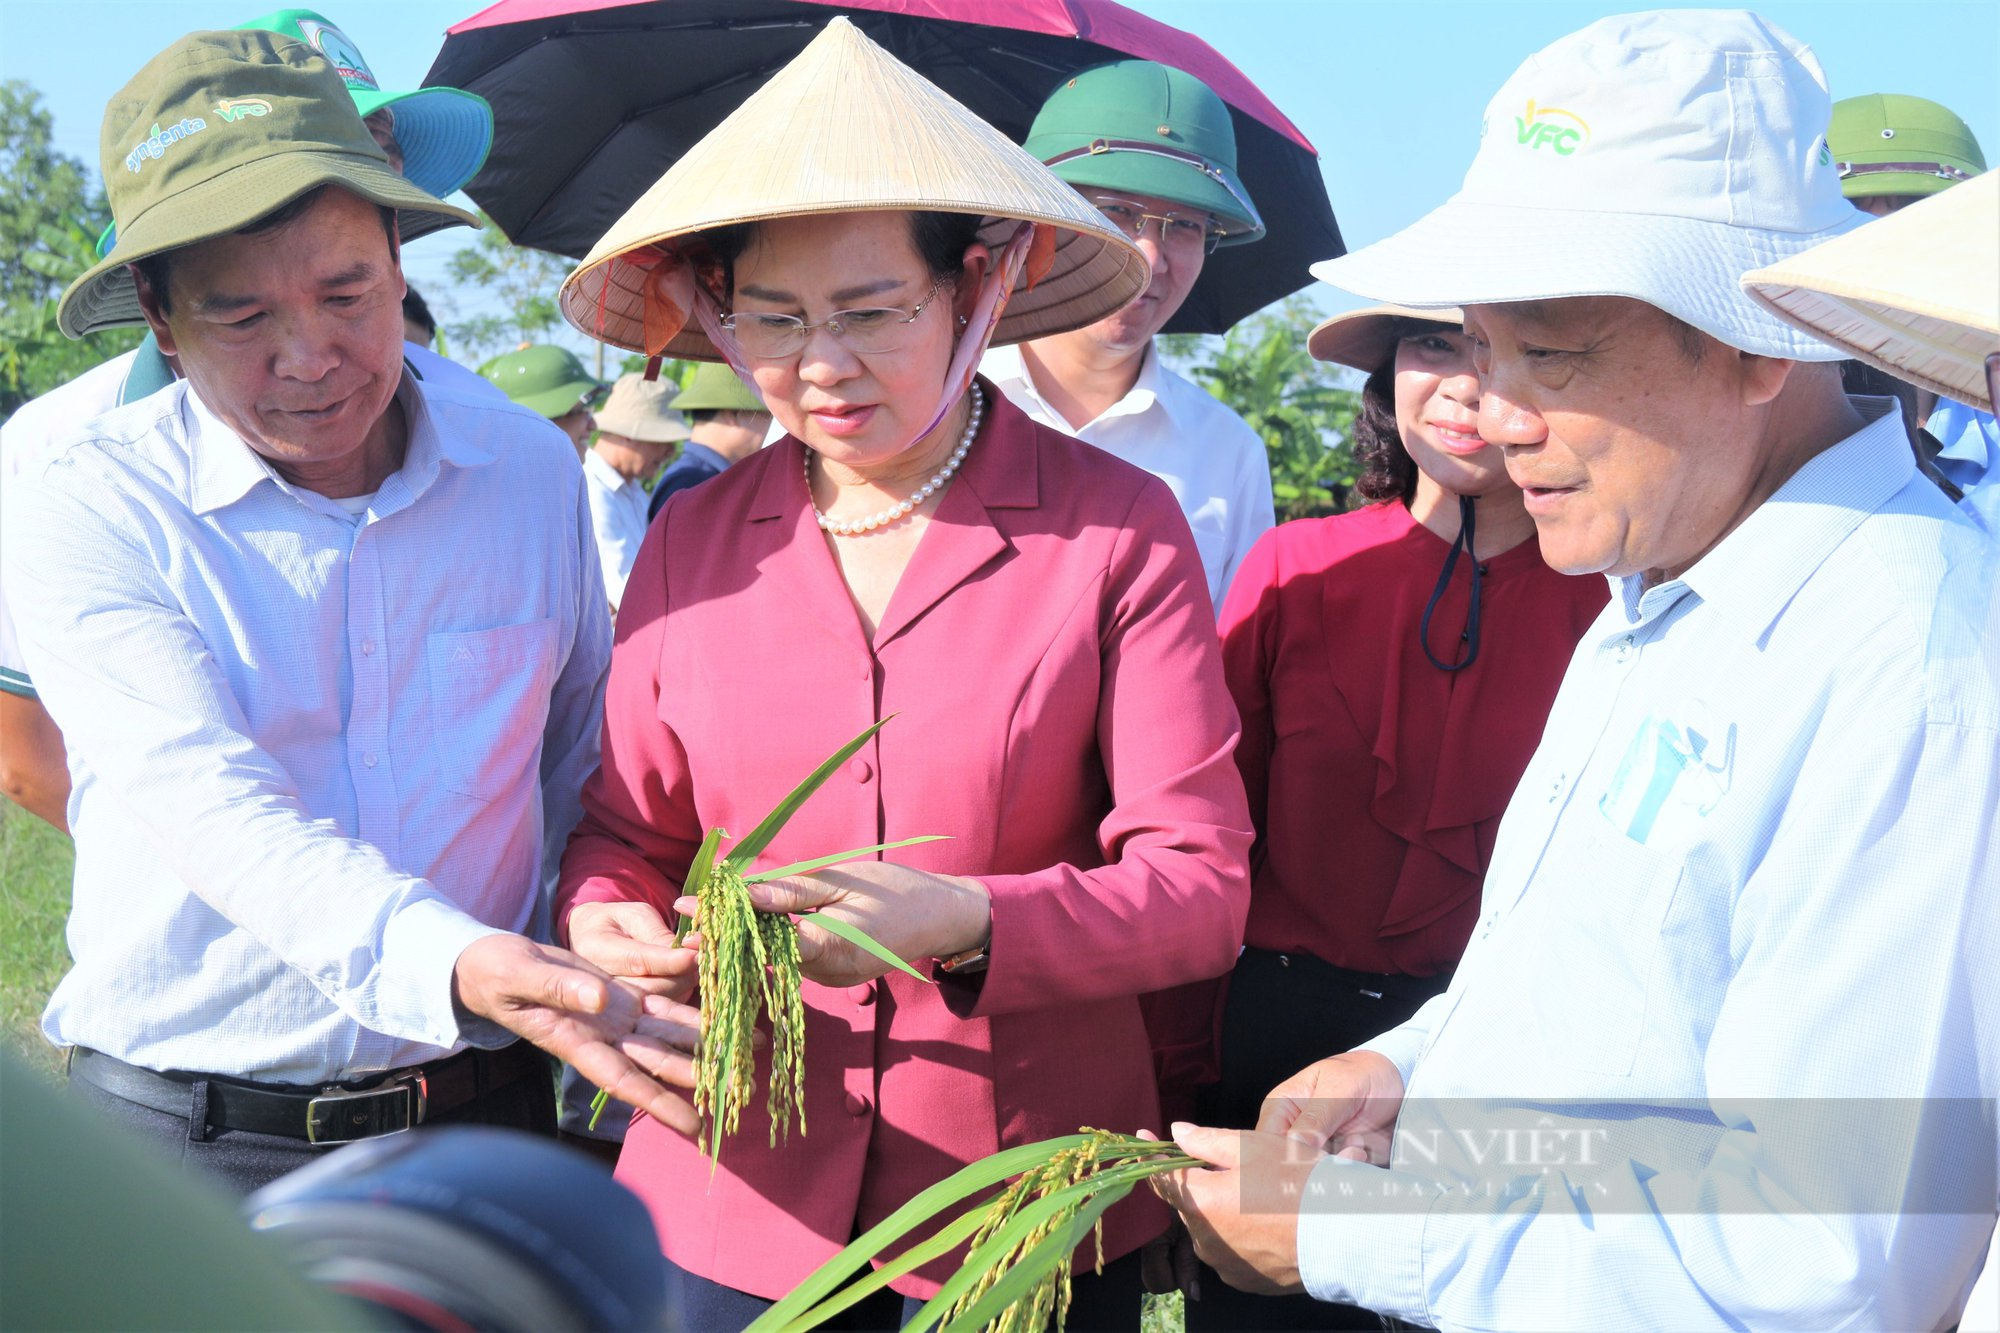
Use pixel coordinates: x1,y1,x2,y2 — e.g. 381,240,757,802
557,383,1253,1300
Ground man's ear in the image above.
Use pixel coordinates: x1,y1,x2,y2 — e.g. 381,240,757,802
1739,351,1797,408
130,264,177,357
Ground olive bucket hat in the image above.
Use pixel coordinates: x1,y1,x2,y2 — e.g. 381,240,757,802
94,9,495,260
1828,94,1986,202
59,28,477,339
1024,60,1264,247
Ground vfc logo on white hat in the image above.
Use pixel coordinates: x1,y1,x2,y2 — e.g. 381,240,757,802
1513,100,1592,156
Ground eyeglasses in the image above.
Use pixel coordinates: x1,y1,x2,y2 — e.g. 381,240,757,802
720,275,951,360
1089,195,1225,255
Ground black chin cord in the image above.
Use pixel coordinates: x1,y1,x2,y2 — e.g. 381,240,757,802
1419,494,1483,672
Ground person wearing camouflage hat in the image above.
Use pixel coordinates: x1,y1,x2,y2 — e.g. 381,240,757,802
1,28,699,1194
645,361,774,521
0,6,502,835
985,59,1275,611
478,343,605,454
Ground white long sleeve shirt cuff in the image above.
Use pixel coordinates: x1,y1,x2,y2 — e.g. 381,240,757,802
378,897,512,1050
1298,1155,1434,1322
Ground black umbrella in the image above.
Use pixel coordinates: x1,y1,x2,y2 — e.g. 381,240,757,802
424,0,1342,333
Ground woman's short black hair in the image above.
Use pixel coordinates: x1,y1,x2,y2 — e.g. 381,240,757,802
704,211,985,298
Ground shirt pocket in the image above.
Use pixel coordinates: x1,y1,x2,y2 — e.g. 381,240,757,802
1533,822,1684,1077
426,618,562,804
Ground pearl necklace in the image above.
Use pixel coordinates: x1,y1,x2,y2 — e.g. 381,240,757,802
808,387,983,537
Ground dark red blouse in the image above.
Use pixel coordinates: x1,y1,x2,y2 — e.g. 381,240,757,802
1219,500,1609,976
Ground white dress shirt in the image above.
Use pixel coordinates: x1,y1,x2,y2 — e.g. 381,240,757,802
1299,401,2000,1331
983,343,1274,610
2,373,611,1084
582,446,652,612
0,339,496,698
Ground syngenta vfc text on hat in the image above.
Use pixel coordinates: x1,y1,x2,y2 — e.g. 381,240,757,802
1313,8,1865,362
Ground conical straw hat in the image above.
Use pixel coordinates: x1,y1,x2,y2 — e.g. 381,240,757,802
1742,170,1998,411
1307,304,1466,373
559,16,1149,360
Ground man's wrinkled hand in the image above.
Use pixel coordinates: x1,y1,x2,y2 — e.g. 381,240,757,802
1257,1050,1405,1163
451,932,700,1133
566,900,698,1001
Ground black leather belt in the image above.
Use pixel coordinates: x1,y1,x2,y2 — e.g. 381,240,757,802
70,1042,546,1145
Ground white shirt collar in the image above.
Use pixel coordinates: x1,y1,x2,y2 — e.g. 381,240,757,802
986,340,1166,432
187,371,491,518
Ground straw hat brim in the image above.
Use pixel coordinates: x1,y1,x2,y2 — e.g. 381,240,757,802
1308,304,1466,373
59,152,476,339
1742,171,1999,411
559,17,1149,360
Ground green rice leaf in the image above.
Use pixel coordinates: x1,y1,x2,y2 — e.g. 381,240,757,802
743,836,951,883
673,826,726,946
724,718,893,872
747,1137,1092,1332
769,1203,993,1332
803,913,933,983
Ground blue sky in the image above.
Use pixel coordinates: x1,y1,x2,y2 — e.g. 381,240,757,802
5,0,1996,335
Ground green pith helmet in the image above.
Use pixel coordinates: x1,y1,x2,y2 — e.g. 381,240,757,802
1032,61,1264,246
1828,94,1986,201
1024,60,1263,247
672,361,767,414
478,345,604,418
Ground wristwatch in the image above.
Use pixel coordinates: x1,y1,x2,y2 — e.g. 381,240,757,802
935,940,990,975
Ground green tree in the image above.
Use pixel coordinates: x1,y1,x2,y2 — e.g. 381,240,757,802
441,213,581,364
1,81,143,417
1161,296,1361,522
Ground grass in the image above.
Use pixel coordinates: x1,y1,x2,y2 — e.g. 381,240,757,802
0,799,72,1078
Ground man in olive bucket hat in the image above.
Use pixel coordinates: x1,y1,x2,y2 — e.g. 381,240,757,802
0,7,499,836
1,29,701,1193
1148,12,2000,1330
984,60,1275,611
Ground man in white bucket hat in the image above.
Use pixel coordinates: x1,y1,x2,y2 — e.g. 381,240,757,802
1150,12,2000,1331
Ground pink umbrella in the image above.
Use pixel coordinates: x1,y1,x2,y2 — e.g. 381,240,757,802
428,0,1341,332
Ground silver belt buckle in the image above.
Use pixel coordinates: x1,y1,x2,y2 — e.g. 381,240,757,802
306,1072,428,1145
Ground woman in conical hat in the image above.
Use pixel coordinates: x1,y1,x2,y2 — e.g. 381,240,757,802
553,19,1252,1327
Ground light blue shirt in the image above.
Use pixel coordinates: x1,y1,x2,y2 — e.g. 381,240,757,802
1930,396,2000,533
2,374,611,1083
1299,402,2000,1330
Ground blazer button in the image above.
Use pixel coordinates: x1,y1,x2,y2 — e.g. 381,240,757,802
844,1091,872,1116
849,983,876,1006
849,758,873,782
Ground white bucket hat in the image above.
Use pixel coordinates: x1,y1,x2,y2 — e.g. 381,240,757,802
1742,170,1999,412
1310,9,1866,361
